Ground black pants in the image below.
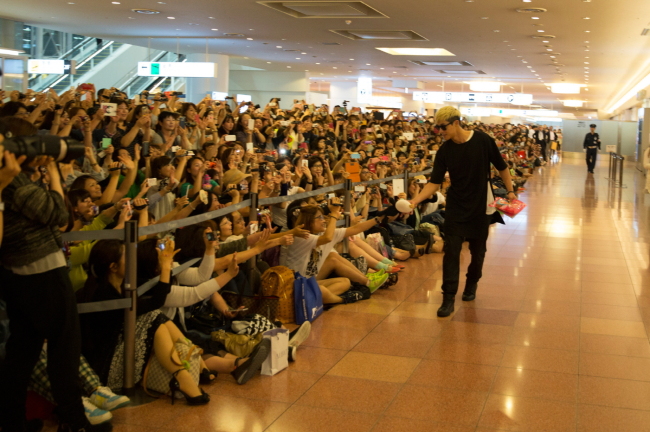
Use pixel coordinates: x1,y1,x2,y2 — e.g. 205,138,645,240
586,147,598,172
0,267,85,431
441,230,489,298
540,142,547,161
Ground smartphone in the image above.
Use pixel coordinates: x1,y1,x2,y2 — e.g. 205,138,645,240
280,148,287,155
248,119,255,130
142,141,150,157
380,183,387,190
354,185,365,192
246,142,254,151
327,193,336,199
179,116,186,128
351,152,361,159
146,178,158,187
363,141,373,145
301,159,309,168
123,200,133,216
171,145,180,153
417,178,427,184
102,138,112,149
269,102,277,107
225,135,236,142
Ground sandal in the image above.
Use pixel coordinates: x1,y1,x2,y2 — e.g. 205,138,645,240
199,368,218,384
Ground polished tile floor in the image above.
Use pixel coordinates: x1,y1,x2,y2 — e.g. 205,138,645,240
50,157,650,431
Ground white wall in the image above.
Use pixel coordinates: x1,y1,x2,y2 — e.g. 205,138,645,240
229,71,308,110
562,120,637,159
185,53,229,103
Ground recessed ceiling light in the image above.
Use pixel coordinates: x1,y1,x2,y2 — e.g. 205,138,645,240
247,38,253,40
211,28,218,31
349,58,354,60
301,52,306,54
333,67,337,69
111,1,120,4
584,62,589,64
128,16,135,19
542,40,549,43
583,17,590,19
527,66,532,68
375,47,455,56
167,16,175,19
532,17,539,19
208,16,214,18
68,2,75,4
481,17,489,19
585,31,590,33
494,30,500,32
296,57,301,59
267,62,271,63
585,41,590,43
380,67,384,69
547,49,553,51
315,62,320,64
393,71,397,73
287,66,291,68
366,63,371,65
276,46,282,48
537,30,545,32
531,70,536,72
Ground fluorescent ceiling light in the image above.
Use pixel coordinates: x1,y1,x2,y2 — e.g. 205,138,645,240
0,48,24,55
563,100,584,107
465,81,502,91
375,47,455,56
547,83,582,94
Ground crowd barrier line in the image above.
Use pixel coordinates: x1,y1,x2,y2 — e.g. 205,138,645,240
0,168,434,391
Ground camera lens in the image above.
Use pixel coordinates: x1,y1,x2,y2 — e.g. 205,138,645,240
2,135,85,163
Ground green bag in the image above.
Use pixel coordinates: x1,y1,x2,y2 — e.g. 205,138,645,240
210,330,263,358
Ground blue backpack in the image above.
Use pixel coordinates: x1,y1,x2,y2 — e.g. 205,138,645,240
294,273,323,324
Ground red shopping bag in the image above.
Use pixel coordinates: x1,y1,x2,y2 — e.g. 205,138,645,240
489,198,526,218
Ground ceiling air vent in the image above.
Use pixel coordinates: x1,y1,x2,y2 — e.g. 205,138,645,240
330,29,426,41
409,60,472,66
223,33,245,37
322,42,341,45
283,49,300,52
258,1,387,18
532,34,556,39
516,7,547,13
132,8,160,14
435,70,486,75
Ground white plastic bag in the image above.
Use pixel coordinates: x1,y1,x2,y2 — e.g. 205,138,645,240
260,328,289,376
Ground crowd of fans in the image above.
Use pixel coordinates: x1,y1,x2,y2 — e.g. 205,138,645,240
0,85,558,432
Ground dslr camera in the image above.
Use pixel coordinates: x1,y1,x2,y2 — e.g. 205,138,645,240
1,135,85,163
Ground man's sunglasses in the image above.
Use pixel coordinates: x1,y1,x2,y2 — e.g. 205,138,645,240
435,116,460,131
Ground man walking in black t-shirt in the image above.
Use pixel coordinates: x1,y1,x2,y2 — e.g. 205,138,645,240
409,106,517,317
584,124,600,174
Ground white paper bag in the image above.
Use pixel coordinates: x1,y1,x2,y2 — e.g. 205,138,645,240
260,328,289,376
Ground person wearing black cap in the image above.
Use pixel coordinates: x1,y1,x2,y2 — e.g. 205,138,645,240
408,106,516,318
583,124,600,174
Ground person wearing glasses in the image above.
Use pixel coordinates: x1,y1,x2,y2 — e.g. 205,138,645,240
408,106,516,317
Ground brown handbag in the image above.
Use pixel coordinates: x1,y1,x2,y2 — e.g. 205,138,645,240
260,266,296,324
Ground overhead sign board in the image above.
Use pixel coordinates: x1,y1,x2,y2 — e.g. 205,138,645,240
137,62,217,78
461,107,559,118
28,59,65,74
413,91,533,105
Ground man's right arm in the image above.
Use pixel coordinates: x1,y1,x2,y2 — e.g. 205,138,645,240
410,182,440,207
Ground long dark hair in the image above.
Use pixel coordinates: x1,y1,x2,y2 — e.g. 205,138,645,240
88,240,124,280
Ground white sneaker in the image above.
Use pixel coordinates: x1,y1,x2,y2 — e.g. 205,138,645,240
82,397,112,425
89,386,131,411
289,321,311,348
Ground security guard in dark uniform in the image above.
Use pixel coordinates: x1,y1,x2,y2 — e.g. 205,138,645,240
583,124,600,174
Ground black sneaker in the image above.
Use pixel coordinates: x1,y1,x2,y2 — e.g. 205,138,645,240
340,290,364,304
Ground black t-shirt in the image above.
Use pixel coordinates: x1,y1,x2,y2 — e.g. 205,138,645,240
430,130,507,236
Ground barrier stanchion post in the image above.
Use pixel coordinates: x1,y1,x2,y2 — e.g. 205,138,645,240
403,168,409,194
608,152,613,180
342,179,352,254
619,156,625,186
612,155,618,185
122,220,138,395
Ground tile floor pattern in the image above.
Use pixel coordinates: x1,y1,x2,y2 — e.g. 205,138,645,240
45,157,650,431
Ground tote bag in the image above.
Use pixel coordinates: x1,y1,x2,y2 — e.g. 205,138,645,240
294,272,323,325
